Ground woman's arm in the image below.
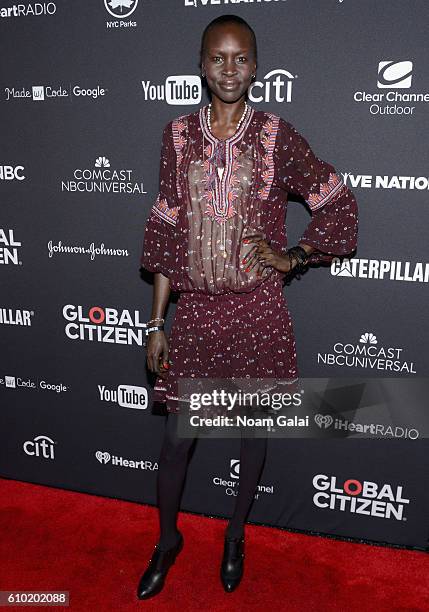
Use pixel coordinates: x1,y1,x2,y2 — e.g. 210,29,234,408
146,272,171,377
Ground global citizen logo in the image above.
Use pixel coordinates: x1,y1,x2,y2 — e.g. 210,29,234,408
61,156,146,195
105,0,138,29
313,474,410,520
342,172,429,191
4,84,108,102
98,384,148,409
317,332,416,373
0,308,34,326
0,165,25,180
331,257,429,284
23,435,56,460
0,229,22,265
0,2,56,18
95,451,158,471
353,60,429,115
62,304,146,345
314,414,419,440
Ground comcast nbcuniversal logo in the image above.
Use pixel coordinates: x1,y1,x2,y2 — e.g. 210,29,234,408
61,156,146,196
317,332,416,373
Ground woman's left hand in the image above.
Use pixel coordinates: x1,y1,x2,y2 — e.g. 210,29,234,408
241,234,295,274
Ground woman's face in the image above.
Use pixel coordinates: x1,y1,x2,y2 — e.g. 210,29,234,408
202,23,257,104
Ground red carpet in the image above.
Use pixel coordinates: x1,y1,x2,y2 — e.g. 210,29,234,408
1,477,428,611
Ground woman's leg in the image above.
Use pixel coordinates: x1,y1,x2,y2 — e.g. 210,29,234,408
225,435,268,540
157,410,197,550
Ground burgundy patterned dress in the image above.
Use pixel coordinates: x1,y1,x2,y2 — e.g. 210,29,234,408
140,104,358,412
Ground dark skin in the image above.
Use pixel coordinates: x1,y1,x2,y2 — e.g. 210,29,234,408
147,22,315,378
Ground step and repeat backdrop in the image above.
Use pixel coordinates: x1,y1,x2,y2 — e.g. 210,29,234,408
1,0,428,551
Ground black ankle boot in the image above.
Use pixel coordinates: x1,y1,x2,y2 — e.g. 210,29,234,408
220,535,245,593
137,532,184,600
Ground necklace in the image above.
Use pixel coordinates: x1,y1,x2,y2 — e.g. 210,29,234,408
207,102,248,180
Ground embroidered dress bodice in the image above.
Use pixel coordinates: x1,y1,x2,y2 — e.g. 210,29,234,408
141,105,358,295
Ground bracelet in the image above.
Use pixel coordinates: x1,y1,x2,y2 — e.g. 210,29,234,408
286,246,310,277
147,317,164,325
145,324,164,337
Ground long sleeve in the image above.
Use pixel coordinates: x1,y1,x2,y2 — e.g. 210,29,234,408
140,121,180,277
275,118,358,265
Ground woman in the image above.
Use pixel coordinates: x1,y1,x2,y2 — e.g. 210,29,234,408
137,14,358,599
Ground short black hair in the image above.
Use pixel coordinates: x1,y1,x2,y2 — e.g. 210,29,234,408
200,14,257,63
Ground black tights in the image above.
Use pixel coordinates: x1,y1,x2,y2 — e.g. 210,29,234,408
156,412,267,550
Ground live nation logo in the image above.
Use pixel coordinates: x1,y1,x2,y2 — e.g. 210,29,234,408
104,0,138,29
317,332,416,374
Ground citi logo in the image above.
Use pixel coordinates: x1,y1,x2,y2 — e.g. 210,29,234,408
23,435,56,459
141,75,201,105
0,165,25,180
98,384,148,409
377,61,413,89
248,68,296,103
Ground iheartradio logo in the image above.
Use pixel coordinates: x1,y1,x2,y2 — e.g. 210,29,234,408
96,451,111,464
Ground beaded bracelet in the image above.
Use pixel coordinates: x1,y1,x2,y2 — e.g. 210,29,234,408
287,246,310,277
147,317,164,325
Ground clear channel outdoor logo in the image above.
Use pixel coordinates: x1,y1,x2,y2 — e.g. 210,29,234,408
331,256,429,284
0,229,22,266
4,83,108,102
313,474,410,520
317,332,416,373
212,459,274,500
61,156,146,195
353,60,429,115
